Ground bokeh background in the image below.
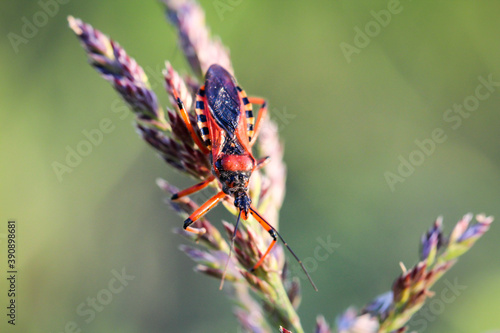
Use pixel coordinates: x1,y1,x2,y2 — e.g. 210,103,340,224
1,1,500,332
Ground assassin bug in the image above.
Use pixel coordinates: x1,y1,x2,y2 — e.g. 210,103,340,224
169,64,317,291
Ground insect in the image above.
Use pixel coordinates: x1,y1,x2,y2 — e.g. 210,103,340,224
170,64,317,291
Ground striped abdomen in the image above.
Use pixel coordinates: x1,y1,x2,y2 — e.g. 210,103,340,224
195,85,212,149
237,86,255,142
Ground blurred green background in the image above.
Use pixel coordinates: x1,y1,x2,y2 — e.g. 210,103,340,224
1,1,499,332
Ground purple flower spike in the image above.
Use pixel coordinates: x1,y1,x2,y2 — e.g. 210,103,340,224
68,16,167,127
363,291,393,321
162,0,233,77
458,214,493,242
315,315,331,333
420,216,443,262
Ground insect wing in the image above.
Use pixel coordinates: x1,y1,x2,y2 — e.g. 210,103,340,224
205,65,241,137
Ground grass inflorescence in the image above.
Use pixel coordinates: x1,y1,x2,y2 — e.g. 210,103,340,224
68,1,493,332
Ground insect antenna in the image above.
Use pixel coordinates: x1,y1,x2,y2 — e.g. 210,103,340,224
249,207,318,291
274,227,318,291
219,209,242,290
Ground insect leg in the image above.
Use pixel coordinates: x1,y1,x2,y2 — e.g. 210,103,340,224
249,205,318,291
166,80,210,154
255,156,271,170
247,206,277,270
248,97,268,146
183,191,226,234
171,175,216,200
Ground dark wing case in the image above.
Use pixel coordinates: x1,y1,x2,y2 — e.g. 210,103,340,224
205,65,241,137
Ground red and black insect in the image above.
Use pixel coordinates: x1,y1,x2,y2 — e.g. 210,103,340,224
170,64,317,291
